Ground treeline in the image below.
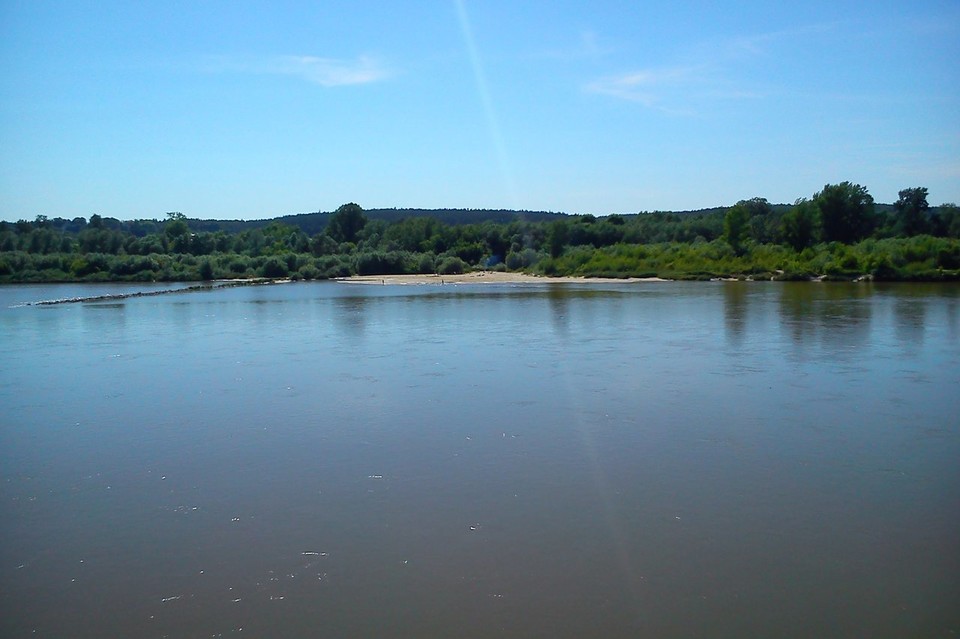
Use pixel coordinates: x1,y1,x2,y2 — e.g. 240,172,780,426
9,207,565,238
2,184,959,283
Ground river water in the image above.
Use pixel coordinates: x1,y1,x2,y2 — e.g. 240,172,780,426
1,281,958,638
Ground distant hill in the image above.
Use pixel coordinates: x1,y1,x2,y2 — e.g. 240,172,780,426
123,202,902,236
187,208,568,235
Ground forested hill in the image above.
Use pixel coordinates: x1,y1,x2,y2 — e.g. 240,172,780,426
190,204,862,235
189,208,568,235
3,203,899,238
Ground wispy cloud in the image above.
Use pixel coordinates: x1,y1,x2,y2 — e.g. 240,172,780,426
585,24,832,114
585,65,753,115
586,66,700,104
585,67,698,111
204,54,389,87
718,23,836,58
535,30,615,61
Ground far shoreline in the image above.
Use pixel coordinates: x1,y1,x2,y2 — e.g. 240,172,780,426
335,272,672,285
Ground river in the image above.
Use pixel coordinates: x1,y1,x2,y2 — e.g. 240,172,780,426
1,280,957,638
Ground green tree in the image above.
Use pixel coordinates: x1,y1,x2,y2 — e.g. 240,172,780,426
781,199,820,251
895,187,930,236
326,203,367,244
737,197,772,218
310,233,339,256
437,256,466,274
814,182,875,243
736,197,777,243
723,203,750,254
547,219,569,258
931,203,959,238
383,217,440,252
259,256,289,278
164,212,190,242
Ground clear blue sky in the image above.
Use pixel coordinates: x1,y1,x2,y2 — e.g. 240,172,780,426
1,0,957,221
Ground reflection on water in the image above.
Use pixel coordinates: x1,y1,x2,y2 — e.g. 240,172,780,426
0,281,958,638
817,285,873,354
894,297,926,348
722,282,748,348
547,284,571,336
948,295,960,341
333,295,371,339
778,282,817,345
776,283,876,359
81,301,128,338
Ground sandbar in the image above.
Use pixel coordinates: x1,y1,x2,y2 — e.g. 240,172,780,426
336,272,669,285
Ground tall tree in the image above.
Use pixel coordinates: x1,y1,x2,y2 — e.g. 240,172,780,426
781,199,820,251
723,203,750,254
326,203,367,244
736,197,778,243
547,219,569,257
895,187,930,236
164,211,190,253
164,211,189,238
931,203,960,238
814,182,875,243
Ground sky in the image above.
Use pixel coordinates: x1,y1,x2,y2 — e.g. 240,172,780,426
1,0,958,222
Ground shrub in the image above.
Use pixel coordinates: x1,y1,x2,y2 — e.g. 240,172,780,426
227,256,252,276
505,248,539,270
298,264,321,280
355,251,412,275
416,253,436,274
317,255,353,278
437,256,466,274
260,257,289,278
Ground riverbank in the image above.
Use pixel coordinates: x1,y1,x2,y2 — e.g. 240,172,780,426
3,234,958,283
336,272,671,285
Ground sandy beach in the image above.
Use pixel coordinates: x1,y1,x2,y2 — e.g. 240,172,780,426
336,271,669,285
